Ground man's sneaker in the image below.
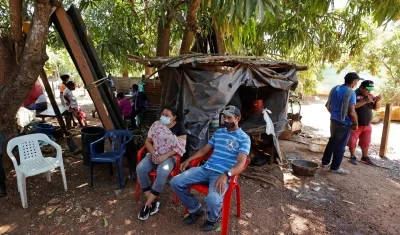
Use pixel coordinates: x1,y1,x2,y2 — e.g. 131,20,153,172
138,205,150,221
200,220,216,231
321,163,330,168
183,207,205,225
349,156,358,165
149,201,160,216
329,168,349,175
361,156,377,166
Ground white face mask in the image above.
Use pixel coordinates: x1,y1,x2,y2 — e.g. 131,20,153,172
160,116,171,125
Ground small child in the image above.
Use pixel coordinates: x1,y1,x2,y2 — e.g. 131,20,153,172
117,92,132,127
64,81,87,127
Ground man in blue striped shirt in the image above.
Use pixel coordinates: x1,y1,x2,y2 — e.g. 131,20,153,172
171,105,251,232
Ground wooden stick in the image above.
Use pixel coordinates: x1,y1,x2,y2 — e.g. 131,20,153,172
379,103,392,158
342,200,355,205
53,8,114,131
40,69,68,136
241,172,283,188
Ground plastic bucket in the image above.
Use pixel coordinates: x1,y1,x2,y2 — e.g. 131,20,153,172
80,126,106,166
251,100,264,114
35,123,56,136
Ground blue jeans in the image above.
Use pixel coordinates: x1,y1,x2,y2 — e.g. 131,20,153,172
170,167,228,223
322,120,352,170
136,153,175,195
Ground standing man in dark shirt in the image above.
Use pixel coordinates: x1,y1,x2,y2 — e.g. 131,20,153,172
130,84,148,129
348,80,381,166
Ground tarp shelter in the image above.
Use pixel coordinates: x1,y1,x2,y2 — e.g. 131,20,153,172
130,55,307,162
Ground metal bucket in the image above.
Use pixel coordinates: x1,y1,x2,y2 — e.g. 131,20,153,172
291,159,320,176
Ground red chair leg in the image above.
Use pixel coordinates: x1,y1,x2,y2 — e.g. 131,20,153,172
235,185,241,217
173,193,179,204
135,178,140,200
221,189,233,235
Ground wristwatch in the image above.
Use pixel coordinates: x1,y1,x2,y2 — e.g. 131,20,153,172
225,171,232,179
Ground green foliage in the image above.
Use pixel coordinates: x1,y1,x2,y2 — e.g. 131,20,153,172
44,47,81,83
4,0,398,93
335,27,400,105
212,1,376,94
47,0,157,74
0,1,10,35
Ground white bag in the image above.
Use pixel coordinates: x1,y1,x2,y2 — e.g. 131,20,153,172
262,108,275,135
15,107,36,132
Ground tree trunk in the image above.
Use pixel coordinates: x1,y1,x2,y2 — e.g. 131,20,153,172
156,18,173,56
190,32,208,53
0,38,16,86
9,0,24,63
212,24,225,54
190,21,225,54
179,0,201,55
0,0,56,141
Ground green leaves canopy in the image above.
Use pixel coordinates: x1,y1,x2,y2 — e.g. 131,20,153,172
38,0,400,92
336,28,400,105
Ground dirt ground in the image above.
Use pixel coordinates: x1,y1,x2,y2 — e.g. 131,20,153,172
1,92,400,235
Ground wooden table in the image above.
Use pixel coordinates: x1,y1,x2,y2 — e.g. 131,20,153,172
37,106,69,118
36,106,72,129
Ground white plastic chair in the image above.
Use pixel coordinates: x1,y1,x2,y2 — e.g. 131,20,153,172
7,133,67,208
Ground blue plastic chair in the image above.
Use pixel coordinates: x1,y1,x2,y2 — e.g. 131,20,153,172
89,130,132,189
0,133,6,196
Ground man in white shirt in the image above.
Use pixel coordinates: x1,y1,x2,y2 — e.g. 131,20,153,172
63,86,78,108
26,93,48,112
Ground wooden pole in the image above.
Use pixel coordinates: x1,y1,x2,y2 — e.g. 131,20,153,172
40,70,69,136
379,103,392,158
53,7,114,131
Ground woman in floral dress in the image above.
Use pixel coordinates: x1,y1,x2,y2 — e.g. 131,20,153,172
136,106,186,220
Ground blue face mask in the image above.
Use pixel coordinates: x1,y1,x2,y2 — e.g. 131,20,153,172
160,116,171,125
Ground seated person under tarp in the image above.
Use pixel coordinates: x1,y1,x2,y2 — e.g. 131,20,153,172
26,93,48,112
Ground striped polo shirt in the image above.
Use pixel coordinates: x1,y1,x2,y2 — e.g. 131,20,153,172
202,127,251,174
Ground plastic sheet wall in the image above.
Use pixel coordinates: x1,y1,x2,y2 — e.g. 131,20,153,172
159,64,298,158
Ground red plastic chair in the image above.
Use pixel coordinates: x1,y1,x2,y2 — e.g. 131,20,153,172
135,146,181,203
184,150,249,235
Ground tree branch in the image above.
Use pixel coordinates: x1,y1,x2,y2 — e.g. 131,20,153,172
381,60,397,81
127,0,135,12
9,0,23,42
9,0,24,63
156,1,186,56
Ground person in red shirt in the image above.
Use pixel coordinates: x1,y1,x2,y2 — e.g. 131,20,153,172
24,79,44,108
348,80,381,166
